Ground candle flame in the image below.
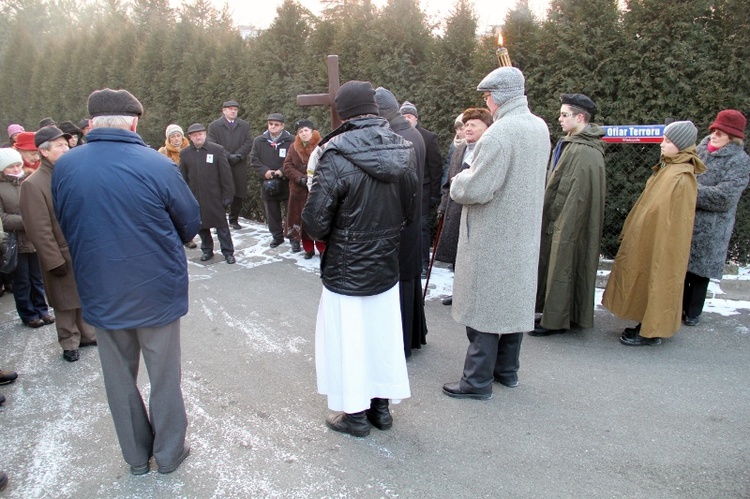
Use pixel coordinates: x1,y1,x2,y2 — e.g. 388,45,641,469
497,32,503,47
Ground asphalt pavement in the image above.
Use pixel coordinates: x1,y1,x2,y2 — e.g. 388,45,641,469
0,223,748,498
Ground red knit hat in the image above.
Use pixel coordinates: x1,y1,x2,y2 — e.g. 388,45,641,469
709,109,746,140
13,131,37,151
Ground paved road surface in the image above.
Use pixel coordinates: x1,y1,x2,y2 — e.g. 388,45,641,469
1,223,748,498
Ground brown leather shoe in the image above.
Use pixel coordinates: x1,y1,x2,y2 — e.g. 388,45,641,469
24,319,45,328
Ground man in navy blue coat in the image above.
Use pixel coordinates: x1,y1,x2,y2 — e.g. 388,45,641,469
52,88,200,476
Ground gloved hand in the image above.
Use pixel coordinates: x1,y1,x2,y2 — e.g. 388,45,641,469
228,154,241,165
299,176,308,187
50,262,67,277
223,198,232,210
0,232,8,256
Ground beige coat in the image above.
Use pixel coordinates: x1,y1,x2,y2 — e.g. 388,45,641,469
450,96,550,334
602,148,706,338
20,158,83,311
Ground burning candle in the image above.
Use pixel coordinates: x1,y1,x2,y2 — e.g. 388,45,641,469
496,32,512,67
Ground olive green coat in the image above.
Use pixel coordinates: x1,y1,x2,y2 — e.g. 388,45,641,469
536,124,606,329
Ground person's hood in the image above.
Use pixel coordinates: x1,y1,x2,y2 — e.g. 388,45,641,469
326,116,411,184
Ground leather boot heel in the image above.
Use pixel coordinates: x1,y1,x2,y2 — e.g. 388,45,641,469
326,411,371,437
366,398,393,430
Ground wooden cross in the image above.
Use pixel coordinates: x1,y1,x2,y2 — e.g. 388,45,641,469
296,55,341,129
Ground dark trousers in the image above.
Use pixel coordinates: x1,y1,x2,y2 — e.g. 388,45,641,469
683,271,710,318
96,319,187,469
264,198,287,241
12,252,48,323
228,196,243,223
420,214,431,271
198,226,234,257
460,327,523,393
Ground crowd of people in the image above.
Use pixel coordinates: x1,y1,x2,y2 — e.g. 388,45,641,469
0,66,748,483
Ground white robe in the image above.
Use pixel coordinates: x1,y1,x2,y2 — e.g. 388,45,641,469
315,283,411,413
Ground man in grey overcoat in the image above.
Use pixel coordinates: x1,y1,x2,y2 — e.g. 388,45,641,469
442,67,550,399
20,126,97,363
180,123,236,264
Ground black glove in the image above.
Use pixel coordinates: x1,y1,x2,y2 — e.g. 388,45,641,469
0,232,8,256
228,154,241,165
223,198,232,210
50,262,67,277
299,176,308,187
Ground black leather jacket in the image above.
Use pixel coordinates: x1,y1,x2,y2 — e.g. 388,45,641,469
302,116,418,296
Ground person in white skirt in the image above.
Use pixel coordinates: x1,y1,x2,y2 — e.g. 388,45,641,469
302,80,419,437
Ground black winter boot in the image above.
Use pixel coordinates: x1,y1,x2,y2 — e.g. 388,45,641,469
325,411,371,437
366,398,393,430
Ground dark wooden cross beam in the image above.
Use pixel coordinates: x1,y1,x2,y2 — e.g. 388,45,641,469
296,55,341,129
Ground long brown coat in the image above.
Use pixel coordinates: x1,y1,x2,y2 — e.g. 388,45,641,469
283,131,321,242
19,158,83,311
602,148,706,338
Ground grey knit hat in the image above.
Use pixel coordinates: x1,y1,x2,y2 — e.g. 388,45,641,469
663,121,697,151
399,101,418,118
165,124,184,138
88,88,144,117
477,67,525,106
375,87,400,121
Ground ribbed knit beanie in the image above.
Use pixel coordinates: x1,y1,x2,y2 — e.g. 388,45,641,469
165,124,184,138
375,87,400,121
663,121,697,151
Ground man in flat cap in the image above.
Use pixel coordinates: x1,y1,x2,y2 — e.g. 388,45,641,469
207,100,253,230
400,100,443,277
251,113,294,248
20,126,97,363
52,88,200,475
179,123,236,264
442,67,550,400
302,80,418,437
531,93,606,337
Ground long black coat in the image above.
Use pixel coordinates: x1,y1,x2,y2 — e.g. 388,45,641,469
207,117,253,198
179,142,234,229
390,115,425,280
250,129,294,201
434,141,468,265
417,125,442,216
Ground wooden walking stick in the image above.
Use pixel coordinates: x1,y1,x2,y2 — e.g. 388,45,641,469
423,212,444,302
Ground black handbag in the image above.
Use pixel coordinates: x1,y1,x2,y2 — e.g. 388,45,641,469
0,232,18,274
263,178,282,197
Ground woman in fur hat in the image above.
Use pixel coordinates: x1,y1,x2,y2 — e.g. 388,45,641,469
283,119,324,258
682,110,750,325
